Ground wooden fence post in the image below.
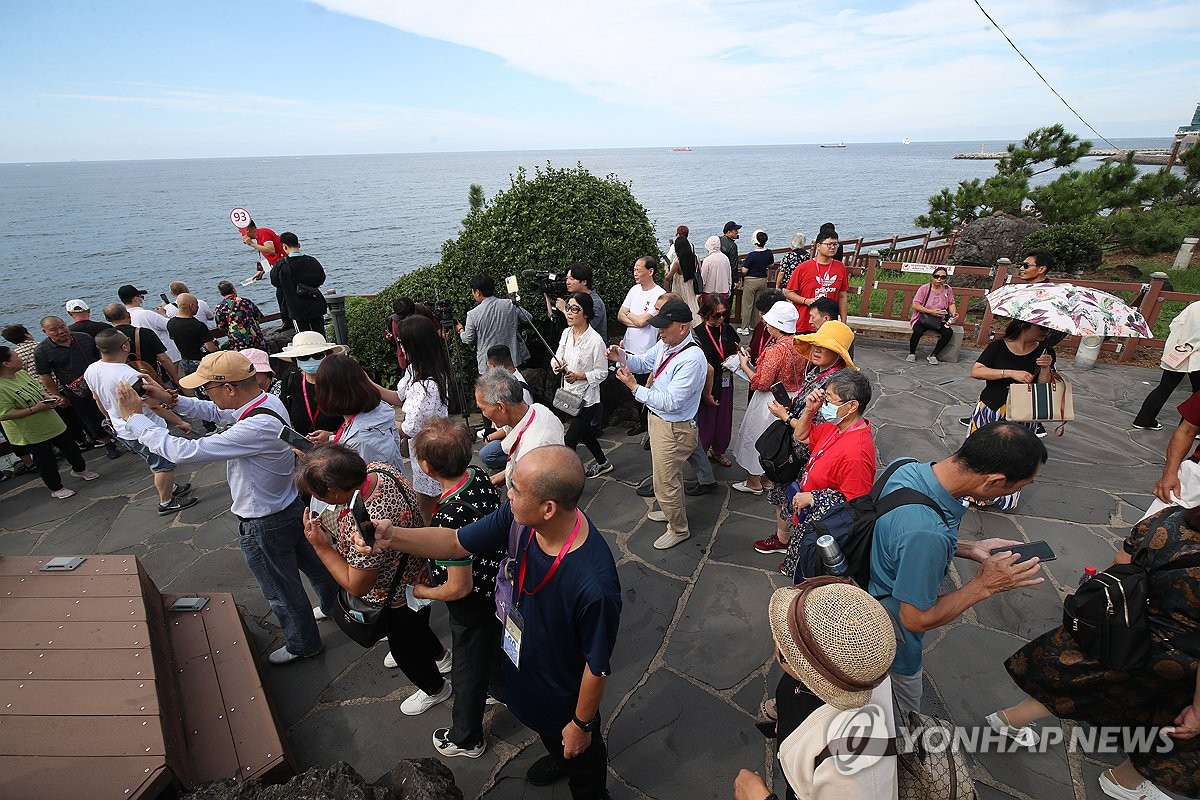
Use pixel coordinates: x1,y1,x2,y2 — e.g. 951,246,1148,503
975,259,1009,346
858,253,879,316
1122,276,1165,363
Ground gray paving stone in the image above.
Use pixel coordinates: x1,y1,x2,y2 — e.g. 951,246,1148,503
0,487,84,531
585,480,654,537
868,392,945,428
731,671,773,718
954,558,1064,641
1043,417,1162,466
1018,484,1117,524
176,494,229,525
606,561,684,710
624,518,705,578
29,498,115,555
608,669,764,798
1035,458,1159,492
664,563,774,690
264,632,378,727
708,514,786,572
0,529,40,556
192,515,238,552
1019,520,1120,586
874,422,956,465
167,546,268,615
137,541,202,588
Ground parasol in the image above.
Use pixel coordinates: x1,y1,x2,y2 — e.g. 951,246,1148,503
984,283,1153,339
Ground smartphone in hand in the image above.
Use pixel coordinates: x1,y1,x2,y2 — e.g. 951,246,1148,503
770,381,791,406
349,489,375,547
278,425,315,452
130,377,147,397
990,540,1056,564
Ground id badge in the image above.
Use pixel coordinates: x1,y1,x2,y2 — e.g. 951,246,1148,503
494,557,515,623
721,370,732,388
502,606,524,667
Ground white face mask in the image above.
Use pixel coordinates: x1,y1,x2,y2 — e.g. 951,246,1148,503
820,399,847,422
298,358,322,375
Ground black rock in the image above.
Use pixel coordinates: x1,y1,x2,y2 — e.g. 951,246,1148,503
374,758,464,800
950,212,1045,268
180,760,460,800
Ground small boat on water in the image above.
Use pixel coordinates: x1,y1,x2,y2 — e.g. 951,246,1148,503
671,146,692,152
820,143,846,148
901,137,911,145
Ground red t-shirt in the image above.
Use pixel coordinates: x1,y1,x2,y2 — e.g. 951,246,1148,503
801,420,876,500
1179,391,1200,459
253,226,285,267
787,258,849,332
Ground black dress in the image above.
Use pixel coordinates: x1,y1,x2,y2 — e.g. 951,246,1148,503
1005,506,1200,795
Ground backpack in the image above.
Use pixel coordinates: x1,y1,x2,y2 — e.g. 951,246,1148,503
756,419,806,485
795,458,948,588
1062,550,1200,671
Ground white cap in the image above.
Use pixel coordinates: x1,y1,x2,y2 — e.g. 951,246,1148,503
65,299,89,313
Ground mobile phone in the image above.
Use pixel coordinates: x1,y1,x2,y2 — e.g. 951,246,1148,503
42,396,58,405
349,489,375,547
160,292,171,305
990,540,1056,564
278,425,315,452
131,377,146,397
505,275,520,295
770,381,791,406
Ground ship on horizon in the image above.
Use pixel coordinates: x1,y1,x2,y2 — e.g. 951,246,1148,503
671,146,692,152
820,142,846,148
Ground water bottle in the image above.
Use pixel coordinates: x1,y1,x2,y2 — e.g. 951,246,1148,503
817,535,847,576
1078,565,1097,587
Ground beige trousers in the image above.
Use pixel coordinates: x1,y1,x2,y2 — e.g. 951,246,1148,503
648,413,697,534
741,277,769,330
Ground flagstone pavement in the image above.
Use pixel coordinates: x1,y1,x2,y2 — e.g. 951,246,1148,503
1,338,1192,800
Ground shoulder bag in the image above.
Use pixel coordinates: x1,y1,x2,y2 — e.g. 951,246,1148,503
551,334,584,417
129,328,159,381
1005,368,1073,432
914,284,946,330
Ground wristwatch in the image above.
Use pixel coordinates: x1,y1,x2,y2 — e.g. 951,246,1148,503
572,713,598,733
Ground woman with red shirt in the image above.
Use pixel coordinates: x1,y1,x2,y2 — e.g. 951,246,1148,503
731,302,806,495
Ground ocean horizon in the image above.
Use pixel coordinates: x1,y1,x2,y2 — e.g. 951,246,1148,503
0,137,1172,335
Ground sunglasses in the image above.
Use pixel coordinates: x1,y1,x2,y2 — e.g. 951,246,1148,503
565,305,583,313
932,274,948,279
708,309,728,318
295,351,328,362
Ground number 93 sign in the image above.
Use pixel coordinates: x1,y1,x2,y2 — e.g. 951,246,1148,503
229,207,251,231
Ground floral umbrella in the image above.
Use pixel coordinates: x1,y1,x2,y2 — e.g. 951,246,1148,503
985,283,1153,338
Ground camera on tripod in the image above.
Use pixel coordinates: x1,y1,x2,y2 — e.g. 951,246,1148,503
433,298,455,330
521,269,569,300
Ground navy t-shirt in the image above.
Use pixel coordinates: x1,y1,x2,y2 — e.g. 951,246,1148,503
742,248,775,279
457,503,622,736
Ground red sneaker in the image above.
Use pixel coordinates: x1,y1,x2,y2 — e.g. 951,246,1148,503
754,534,788,554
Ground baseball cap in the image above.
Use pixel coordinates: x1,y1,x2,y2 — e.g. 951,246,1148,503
118,284,148,303
178,351,255,390
723,221,742,234
64,299,89,313
649,299,694,328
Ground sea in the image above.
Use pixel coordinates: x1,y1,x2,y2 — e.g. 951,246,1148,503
0,137,1172,335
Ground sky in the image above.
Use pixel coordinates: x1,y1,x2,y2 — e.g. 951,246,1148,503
1,0,1197,162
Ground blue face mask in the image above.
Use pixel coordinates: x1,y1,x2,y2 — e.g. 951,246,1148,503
820,400,846,422
298,359,321,375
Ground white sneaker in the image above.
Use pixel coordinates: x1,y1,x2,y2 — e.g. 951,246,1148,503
435,650,453,674
433,727,486,758
384,651,398,669
927,355,939,365
1099,768,1172,800
401,679,452,716
905,354,916,362
984,711,1039,747
647,509,668,522
736,327,751,337
50,487,76,500
70,469,100,481
313,606,328,621
653,529,691,550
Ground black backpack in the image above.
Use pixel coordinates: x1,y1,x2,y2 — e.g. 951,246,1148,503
795,458,948,588
756,419,806,485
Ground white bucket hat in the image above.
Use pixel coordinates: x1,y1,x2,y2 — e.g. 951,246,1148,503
762,301,799,335
275,331,348,361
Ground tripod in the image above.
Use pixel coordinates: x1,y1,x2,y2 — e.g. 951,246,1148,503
438,319,474,429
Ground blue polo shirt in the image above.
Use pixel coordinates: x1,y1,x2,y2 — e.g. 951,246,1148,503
458,503,622,736
868,461,965,677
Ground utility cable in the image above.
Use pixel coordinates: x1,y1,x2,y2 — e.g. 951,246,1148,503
972,0,1121,150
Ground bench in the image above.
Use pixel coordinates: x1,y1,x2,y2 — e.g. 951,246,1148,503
846,316,965,363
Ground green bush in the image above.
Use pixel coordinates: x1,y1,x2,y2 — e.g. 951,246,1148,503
1021,222,1103,273
1105,205,1200,256
347,163,660,384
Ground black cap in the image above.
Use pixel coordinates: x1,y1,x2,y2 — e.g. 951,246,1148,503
117,284,148,302
723,221,741,233
649,299,693,328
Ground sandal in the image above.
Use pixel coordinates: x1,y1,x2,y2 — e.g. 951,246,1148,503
709,452,732,467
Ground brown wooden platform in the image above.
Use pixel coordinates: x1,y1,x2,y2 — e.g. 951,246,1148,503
0,556,291,800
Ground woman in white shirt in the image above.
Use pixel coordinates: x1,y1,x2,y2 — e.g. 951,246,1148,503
395,315,451,522
553,292,612,479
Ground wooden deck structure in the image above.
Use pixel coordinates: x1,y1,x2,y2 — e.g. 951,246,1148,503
0,556,291,800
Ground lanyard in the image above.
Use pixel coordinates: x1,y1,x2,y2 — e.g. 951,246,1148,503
653,343,693,381
333,415,356,442
238,393,269,421
300,377,319,429
509,409,537,458
517,511,583,597
432,471,471,519
703,324,726,361
801,419,868,488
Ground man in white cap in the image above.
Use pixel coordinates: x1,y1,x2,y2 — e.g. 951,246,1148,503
65,300,112,338
609,298,707,550
115,350,339,665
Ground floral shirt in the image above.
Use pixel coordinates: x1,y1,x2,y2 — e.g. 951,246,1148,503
214,295,267,351
330,463,423,607
777,248,808,287
750,337,807,393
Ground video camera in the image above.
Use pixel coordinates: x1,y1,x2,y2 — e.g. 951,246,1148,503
433,298,455,330
521,269,569,300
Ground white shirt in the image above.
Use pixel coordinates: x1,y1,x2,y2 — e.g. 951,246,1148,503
129,305,182,363
165,297,215,322
554,326,607,407
620,283,665,356
83,360,166,439
127,392,297,519
501,402,564,486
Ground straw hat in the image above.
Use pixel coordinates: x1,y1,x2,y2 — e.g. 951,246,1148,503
275,331,348,361
768,579,896,710
793,320,856,370
761,301,799,335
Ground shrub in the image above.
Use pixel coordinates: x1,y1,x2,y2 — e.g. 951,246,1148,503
347,163,660,384
1021,222,1103,273
1105,205,1200,256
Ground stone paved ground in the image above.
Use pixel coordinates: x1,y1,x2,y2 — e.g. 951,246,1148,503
1,338,1192,800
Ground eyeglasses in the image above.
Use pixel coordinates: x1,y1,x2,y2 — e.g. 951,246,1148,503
565,305,583,313
1020,262,1039,270
818,240,839,247
295,351,328,362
